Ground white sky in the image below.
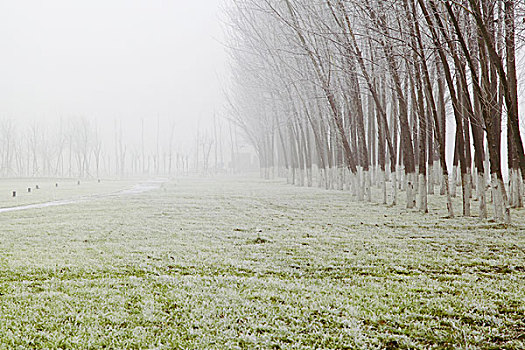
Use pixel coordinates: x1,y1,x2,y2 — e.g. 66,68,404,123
0,0,227,149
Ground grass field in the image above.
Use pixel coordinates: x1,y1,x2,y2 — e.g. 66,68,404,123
0,176,523,349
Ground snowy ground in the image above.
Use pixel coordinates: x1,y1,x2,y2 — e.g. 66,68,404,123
0,178,167,213
0,176,523,348
0,178,139,209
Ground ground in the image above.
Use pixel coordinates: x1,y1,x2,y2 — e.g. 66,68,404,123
0,176,523,349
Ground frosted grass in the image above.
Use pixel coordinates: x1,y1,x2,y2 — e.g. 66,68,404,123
0,176,523,348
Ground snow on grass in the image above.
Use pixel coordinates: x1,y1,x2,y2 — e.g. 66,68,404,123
0,178,139,209
0,176,523,348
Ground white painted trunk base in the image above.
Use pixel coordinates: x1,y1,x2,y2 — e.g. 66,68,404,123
451,166,457,198
379,169,387,204
462,172,471,217
477,173,487,219
418,173,428,213
406,172,416,209
391,171,398,206
428,165,434,195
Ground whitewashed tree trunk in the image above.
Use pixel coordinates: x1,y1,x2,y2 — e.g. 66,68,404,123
357,166,364,201
351,172,358,198
500,177,511,224
484,148,491,202
337,167,344,191
516,169,522,207
444,173,454,218
462,172,471,217
428,164,434,195
418,173,428,213
406,172,416,209
380,169,387,204
391,171,398,206
477,171,487,219
509,169,522,208
317,168,324,188
365,169,372,202
298,168,305,187
329,167,335,190
472,168,478,200
434,160,441,185
343,168,349,191
399,166,405,190
491,174,505,221
438,162,446,195
451,165,457,197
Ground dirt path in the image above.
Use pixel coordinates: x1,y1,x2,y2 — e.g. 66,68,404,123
0,178,167,214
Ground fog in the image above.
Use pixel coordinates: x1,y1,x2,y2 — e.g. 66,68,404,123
0,2,524,345
1,1,524,181
0,0,227,151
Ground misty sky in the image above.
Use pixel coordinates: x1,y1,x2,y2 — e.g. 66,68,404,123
0,0,226,145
